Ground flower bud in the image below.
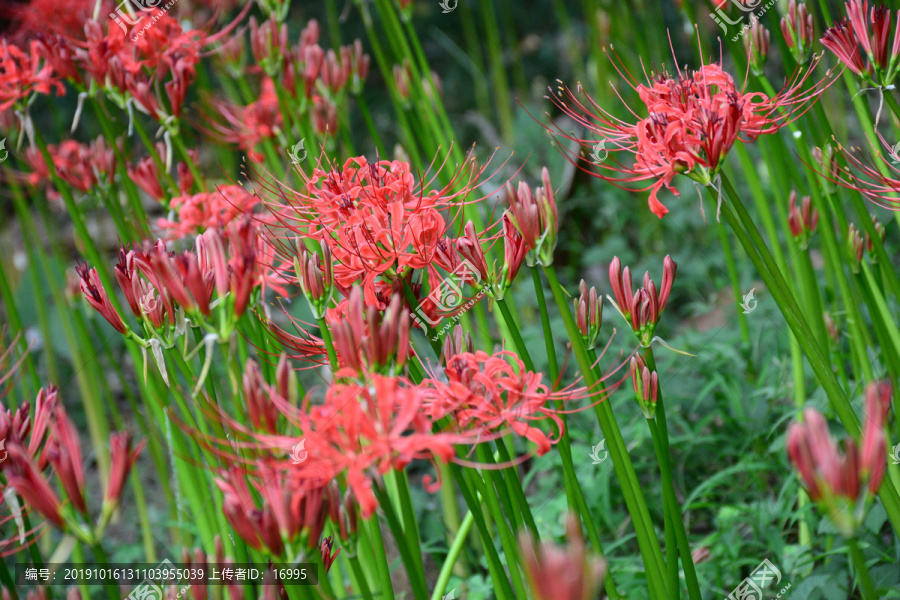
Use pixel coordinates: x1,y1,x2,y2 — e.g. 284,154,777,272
574,280,603,349
630,354,658,419
847,224,864,273
744,20,770,75
781,1,814,64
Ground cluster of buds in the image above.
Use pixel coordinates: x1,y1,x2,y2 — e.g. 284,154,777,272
77,217,261,343
25,137,116,197
215,467,356,563
505,167,559,266
608,256,676,346
822,1,900,87
781,1,815,64
328,288,411,376
629,354,659,419
847,223,864,273
812,145,840,194
243,355,297,434
574,280,603,350
1,385,143,542
295,241,335,319
743,20,770,75
518,513,607,600
787,382,891,536
454,218,530,301
441,324,475,366
786,191,819,249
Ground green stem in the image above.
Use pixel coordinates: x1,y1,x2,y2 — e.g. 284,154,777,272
429,510,475,600
847,538,877,600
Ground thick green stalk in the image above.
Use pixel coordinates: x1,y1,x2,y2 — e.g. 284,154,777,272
847,538,877,600
714,179,900,533
430,510,475,600
542,265,668,598
495,297,535,371
363,517,397,600
373,484,429,600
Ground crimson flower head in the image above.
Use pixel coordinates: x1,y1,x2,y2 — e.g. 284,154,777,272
787,385,889,536
543,49,832,217
505,167,558,266
104,432,145,508
0,39,64,114
259,153,501,308
786,190,818,248
518,513,607,600
76,264,128,335
3,443,65,529
608,255,676,345
822,1,900,86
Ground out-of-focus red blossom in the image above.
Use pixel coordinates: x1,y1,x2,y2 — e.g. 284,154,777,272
25,138,116,196
0,39,64,113
202,77,282,160
258,154,501,309
128,142,196,201
518,513,607,600
2,0,99,41
158,184,259,238
822,0,900,86
542,50,833,218
105,432,145,506
3,443,65,529
787,382,890,534
45,405,87,515
786,190,818,248
76,264,129,334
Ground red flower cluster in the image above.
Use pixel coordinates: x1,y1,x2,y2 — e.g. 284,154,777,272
77,217,281,336
25,137,116,197
822,0,900,86
543,51,831,217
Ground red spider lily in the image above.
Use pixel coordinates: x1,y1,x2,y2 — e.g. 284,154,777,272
787,387,888,534
786,190,818,248
45,405,87,515
505,167,558,266
128,142,196,201
24,137,117,196
608,255,676,345
861,381,891,493
327,287,411,376
201,77,282,160
2,0,98,42
822,1,900,86
3,443,65,529
243,359,281,434
541,47,833,218
0,39,64,113
574,280,603,349
76,264,129,334
441,324,474,365
782,1,815,64
629,354,659,419
518,513,607,600
320,535,341,572
158,184,259,238
429,349,622,456
295,241,335,319
104,432,145,506
256,153,504,308
82,218,272,332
